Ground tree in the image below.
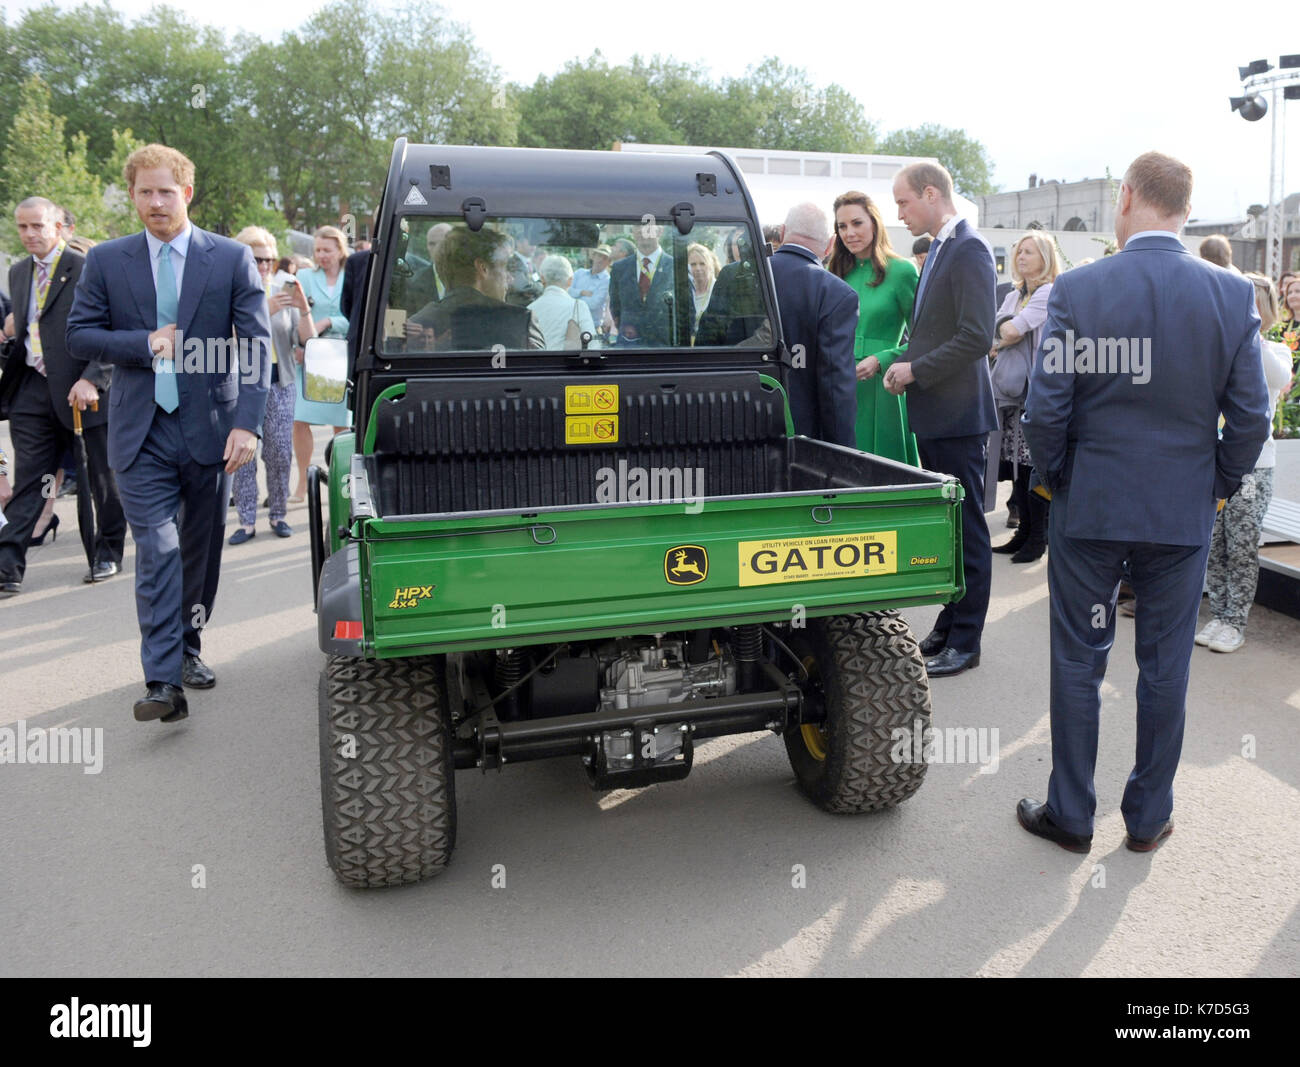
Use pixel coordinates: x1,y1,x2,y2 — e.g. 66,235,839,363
629,55,727,146
239,0,512,232
718,58,877,153
517,53,876,156
7,3,272,233
517,51,679,150
0,75,135,250
879,123,997,197
377,5,517,149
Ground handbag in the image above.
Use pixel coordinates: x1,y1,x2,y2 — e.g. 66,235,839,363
563,298,585,349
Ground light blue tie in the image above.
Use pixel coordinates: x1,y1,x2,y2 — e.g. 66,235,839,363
155,242,180,412
914,237,942,314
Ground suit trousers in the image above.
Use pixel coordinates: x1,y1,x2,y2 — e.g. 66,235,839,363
115,407,229,687
916,433,991,653
1044,510,1210,839
0,368,125,579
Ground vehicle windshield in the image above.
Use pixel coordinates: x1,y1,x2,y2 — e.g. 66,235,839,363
379,215,770,355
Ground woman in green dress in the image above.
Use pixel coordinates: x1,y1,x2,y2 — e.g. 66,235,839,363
828,191,919,466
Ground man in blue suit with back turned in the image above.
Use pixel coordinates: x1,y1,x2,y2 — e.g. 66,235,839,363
768,202,857,447
67,144,270,724
880,161,997,678
1018,151,1270,853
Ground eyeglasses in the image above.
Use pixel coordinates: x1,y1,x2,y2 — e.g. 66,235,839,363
254,256,275,266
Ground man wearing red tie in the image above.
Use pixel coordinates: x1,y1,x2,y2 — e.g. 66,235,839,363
608,221,675,346
0,197,125,595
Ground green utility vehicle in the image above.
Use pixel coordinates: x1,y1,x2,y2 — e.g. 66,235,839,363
306,140,965,888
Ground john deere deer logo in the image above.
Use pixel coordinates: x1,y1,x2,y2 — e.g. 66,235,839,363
665,545,708,586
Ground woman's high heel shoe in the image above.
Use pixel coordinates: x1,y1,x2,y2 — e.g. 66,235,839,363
29,513,59,546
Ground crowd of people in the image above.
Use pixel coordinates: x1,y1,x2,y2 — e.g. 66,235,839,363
0,143,1296,857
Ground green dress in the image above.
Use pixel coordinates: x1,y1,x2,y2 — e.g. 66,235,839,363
844,256,919,466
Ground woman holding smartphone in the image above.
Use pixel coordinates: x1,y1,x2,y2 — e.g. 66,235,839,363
291,224,351,502
228,227,317,544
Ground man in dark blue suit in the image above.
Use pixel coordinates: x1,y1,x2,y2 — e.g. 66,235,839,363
881,162,997,677
67,144,270,724
1019,151,1271,853
768,202,857,447
608,221,675,346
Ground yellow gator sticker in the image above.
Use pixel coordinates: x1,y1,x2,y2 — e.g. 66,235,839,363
738,532,897,587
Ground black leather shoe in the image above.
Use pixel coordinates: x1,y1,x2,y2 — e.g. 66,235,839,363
183,654,216,689
84,560,121,583
925,647,979,677
1125,821,1174,853
1010,541,1046,564
992,527,1029,554
134,682,188,723
1017,798,1091,853
0,576,20,597
918,629,948,656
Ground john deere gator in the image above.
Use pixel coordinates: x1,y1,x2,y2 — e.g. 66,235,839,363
305,140,965,887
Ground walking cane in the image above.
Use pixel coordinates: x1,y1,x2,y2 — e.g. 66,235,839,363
71,399,99,576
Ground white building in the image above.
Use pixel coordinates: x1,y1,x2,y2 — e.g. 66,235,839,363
975,175,1117,235
614,142,979,255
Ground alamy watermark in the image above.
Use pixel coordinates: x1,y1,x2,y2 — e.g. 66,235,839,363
50,998,150,1047
595,460,705,514
890,719,999,774
1040,331,1151,385
0,720,103,774
152,330,271,384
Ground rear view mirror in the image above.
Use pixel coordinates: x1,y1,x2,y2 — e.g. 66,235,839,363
303,337,349,404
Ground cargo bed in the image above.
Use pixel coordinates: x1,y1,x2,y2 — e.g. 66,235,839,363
335,373,964,656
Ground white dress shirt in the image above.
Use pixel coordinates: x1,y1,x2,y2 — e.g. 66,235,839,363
145,223,193,297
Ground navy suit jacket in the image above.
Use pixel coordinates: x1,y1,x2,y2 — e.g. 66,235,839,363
768,243,858,448
891,218,997,439
609,251,675,345
66,226,271,471
1022,233,1271,546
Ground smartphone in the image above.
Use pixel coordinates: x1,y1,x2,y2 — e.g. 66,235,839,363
282,280,297,293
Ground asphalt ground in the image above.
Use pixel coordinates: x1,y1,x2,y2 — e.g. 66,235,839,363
1,426,1297,977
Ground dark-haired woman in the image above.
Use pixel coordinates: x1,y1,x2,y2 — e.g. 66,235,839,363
829,191,919,465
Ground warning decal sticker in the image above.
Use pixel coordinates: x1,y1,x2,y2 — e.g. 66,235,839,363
565,384,618,414
565,414,618,444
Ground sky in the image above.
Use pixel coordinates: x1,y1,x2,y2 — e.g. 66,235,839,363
5,0,1300,223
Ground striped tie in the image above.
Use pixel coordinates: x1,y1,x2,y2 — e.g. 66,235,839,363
31,260,48,376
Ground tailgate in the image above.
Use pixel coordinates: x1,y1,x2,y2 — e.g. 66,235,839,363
362,475,963,656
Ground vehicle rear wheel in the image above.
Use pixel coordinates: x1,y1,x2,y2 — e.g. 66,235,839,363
319,654,456,887
782,612,931,813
